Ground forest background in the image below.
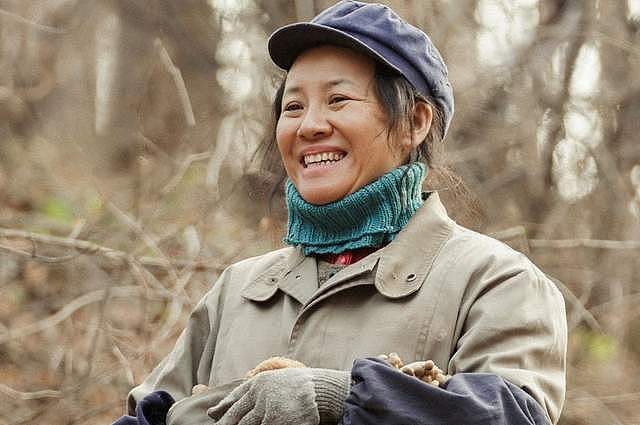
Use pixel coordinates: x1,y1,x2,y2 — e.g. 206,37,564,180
1,0,639,424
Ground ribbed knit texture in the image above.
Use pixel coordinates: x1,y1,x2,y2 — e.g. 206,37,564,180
284,163,426,255
310,368,352,424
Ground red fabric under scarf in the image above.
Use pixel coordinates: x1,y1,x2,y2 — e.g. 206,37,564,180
318,247,378,265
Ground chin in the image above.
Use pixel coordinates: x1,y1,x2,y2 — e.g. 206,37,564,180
299,188,346,206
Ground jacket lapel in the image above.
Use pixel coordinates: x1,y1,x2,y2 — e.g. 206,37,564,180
375,191,454,298
241,247,320,306
277,255,318,305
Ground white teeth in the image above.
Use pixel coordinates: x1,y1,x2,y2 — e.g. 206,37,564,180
303,152,344,166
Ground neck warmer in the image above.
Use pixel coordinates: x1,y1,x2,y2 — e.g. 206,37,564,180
284,162,426,255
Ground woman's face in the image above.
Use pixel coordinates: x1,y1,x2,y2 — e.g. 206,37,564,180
276,45,409,205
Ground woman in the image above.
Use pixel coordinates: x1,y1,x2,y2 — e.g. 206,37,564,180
115,1,567,424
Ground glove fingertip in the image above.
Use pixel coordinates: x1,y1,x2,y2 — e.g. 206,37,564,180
207,397,235,420
207,405,224,420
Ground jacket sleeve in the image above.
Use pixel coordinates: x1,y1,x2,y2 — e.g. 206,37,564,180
339,245,567,425
113,391,175,425
125,268,230,415
448,251,567,424
340,358,550,425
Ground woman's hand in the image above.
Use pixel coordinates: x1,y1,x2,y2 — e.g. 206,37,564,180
191,384,209,395
245,356,307,378
198,356,331,425
378,353,450,387
400,360,450,387
191,356,307,397
207,366,350,425
207,368,320,425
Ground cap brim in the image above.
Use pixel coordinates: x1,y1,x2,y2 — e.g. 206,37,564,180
268,22,400,74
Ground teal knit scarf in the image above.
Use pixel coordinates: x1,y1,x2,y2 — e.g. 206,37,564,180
284,163,426,255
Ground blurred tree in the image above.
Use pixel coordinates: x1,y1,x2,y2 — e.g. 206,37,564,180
0,1,639,423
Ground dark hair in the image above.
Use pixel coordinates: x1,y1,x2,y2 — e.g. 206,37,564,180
371,63,445,166
254,62,483,228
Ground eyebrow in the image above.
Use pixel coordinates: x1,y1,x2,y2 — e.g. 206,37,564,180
283,78,358,97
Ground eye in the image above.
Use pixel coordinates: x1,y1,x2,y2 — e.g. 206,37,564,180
329,95,350,104
283,102,303,112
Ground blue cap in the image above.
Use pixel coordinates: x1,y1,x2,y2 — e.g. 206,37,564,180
268,0,454,136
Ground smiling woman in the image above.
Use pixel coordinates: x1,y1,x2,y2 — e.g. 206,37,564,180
276,45,427,205
114,2,567,425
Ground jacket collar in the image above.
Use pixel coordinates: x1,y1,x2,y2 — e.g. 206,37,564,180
240,246,307,302
374,191,454,298
241,192,454,303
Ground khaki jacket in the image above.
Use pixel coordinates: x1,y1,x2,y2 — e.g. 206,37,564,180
130,192,567,424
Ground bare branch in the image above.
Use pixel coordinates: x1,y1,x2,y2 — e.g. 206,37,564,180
0,286,164,344
489,227,640,250
0,243,79,263
490,226,527,241
0,227,129,263
111,342,135,386
570,391,640,403
0,227,225,272
0,7,66,34
447,137,525,164
105,202,181,287
546,275,602,332
162,151,213,194
0,383,62,400
530,238,640,250
589,292,640,318
155,38,196,127
566,388,626,425
104,203,194,349
489,226,531,254
593,29,640,57
67,219,86,240
294,0,316,20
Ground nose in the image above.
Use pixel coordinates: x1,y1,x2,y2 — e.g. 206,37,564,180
297,105,332,140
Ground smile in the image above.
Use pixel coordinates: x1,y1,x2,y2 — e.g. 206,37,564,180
302,151,345,168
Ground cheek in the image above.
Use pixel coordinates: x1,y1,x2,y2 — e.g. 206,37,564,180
275,120,294,155
359,132,405,174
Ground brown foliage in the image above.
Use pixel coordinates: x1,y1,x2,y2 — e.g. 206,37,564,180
0,0,639,424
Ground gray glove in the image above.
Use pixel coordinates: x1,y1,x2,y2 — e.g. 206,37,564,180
207,367,350,425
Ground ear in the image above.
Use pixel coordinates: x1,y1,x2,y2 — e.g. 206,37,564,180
411,102,432,149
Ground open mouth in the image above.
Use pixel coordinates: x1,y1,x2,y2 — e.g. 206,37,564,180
302,151,346,168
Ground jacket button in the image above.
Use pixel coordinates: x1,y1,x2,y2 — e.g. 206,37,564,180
406,273,417,282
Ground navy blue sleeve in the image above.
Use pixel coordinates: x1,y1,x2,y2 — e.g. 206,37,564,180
113,391,175,425
340,358,550,425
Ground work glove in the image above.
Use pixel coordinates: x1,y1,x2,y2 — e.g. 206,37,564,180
207,367,350,425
